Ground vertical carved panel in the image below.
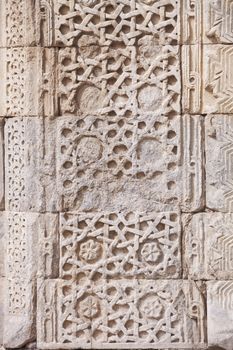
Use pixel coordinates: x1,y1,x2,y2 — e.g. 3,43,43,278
36,0,54,46
0,0,36,47
0,48,40,116
181,116,204,211
181,0,202,44
38,214,59,279
0,48,57,117
182,45,202,114
206,115,233,212
184,213,233,280
208,281,233,349
0,119,4,210
203,45,233,113
4,212,39,348
5,117,44,212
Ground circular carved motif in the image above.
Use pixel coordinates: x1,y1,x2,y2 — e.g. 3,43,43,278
136,137,163,172
79,239,102,262
76,136,103,164
78,84,102,113
138,85,162,111
139,295,163,319
141,242,161,263
138,36,161,62
77,84,101,113
79,295,100,319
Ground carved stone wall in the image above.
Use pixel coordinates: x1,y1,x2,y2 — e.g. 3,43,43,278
0,1,233,350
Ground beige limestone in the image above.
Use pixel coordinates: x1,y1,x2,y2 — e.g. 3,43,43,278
182,44,233,114
0,48,57,117
37,279,206,349
0,119,4,211
208,281,233,350
5,117,44,212
205,115,233,212
182,0,233,44
184,213,233,280
43,115,204,212
1,1,233,350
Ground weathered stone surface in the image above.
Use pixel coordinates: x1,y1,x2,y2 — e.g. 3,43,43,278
58,45,181,117
205,115,233,212
44,115,204,212
2,0,233,349
3,212,58,349
184,213,233,280
203,45,233,114
3,114,204,213
5,117,44,212
208,281,233,350
0,214,6,346
183,45,233,114
0,0,37,47
4,212,39,348
0,119,4,210
0,48,57,117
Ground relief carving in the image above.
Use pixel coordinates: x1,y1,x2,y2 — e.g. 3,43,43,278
1,1,233,349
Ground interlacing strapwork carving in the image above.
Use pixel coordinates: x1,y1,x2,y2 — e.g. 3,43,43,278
7,213,27,315
37,211,207,348
1,0,214,348
60,212,181,279
56,115,180,211
55,0,179,46
58,45,180,116
38,279,206,348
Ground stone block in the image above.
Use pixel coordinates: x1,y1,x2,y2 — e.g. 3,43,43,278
0,0,37,47
5,117,44,212
184,213,233,280
207,281,233,350
59,212,182,279
4,212,39,348
182,45,233,114
3,212,58,348
58,45,181,117
205,115,233,212
44,115,204,212
0,278,5,346
53,0,181,47
0,0,181,48
0,119,4,210
37,279,206,349
182,0,233,44
0,48,57,117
